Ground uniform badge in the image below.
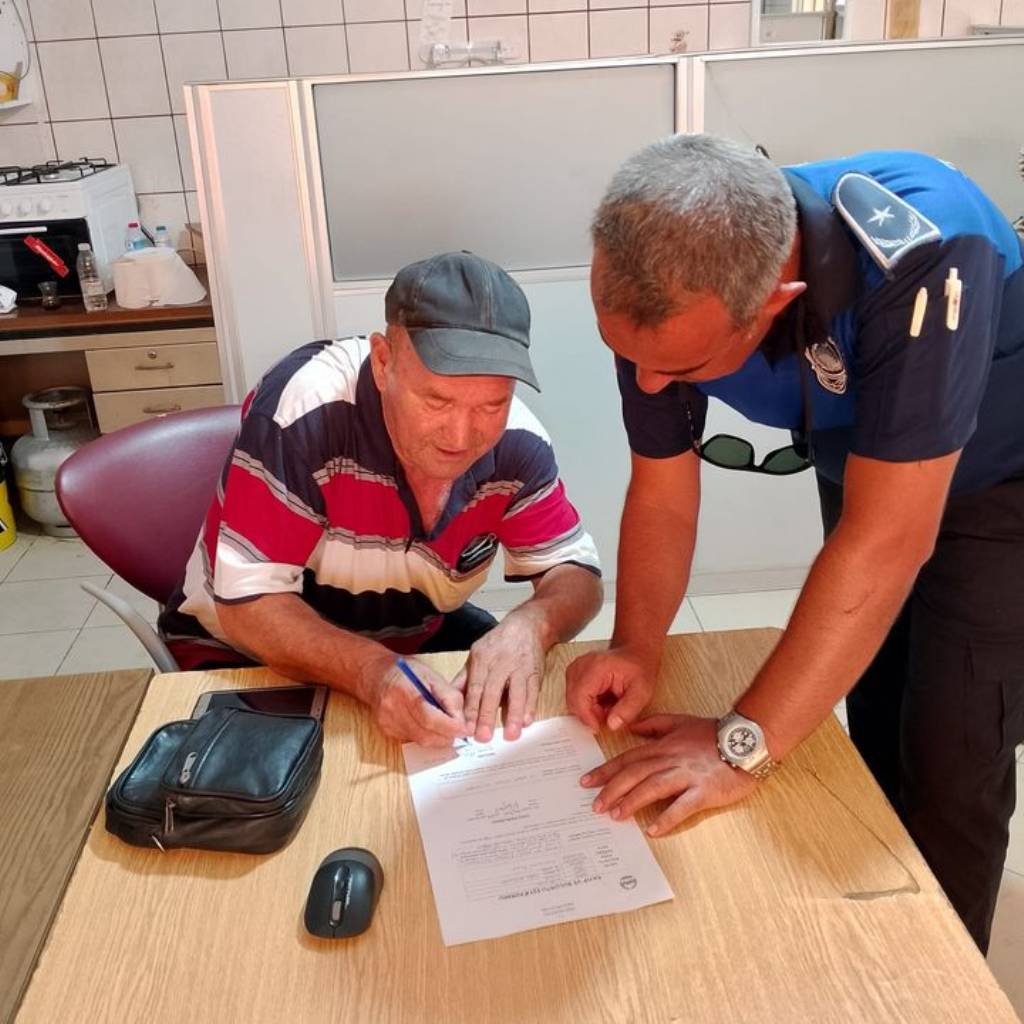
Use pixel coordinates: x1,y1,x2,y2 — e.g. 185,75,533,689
833,172,940,275
804,338,847,395
456,533,498,573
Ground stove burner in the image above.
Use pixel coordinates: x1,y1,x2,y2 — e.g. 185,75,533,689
1,158,115,186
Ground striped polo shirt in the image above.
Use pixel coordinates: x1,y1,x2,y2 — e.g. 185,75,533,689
159,337,600,660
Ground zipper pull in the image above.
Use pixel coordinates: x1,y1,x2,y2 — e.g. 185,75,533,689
164,799,176,834
179,751,198,785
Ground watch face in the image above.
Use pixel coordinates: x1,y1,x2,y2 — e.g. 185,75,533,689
726,725,758,759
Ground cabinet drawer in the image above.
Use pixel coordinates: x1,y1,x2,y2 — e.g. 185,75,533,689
86,342,221,392
94,385,225,434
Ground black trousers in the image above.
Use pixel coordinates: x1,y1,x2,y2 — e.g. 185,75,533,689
817,474,1024,953
419,602,498,653
191,603,498,669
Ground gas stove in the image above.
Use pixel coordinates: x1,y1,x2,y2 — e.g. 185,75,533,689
0,159,133,224
0,157,116,186
0,159,138,296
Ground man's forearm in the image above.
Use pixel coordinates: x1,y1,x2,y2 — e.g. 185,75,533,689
503,563,603,649
215,593,394,704
612,492,697,663
736,526,925,759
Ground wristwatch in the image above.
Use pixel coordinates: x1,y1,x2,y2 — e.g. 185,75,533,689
716,711,781,781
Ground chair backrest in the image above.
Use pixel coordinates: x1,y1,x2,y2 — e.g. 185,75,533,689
56,405,241,604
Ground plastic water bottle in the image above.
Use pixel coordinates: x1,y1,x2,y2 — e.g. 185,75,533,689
125,221,148,251
76,243,108,312
153,224,172,249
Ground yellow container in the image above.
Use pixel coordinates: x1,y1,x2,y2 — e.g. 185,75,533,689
0,442,15,550
0,478,15,551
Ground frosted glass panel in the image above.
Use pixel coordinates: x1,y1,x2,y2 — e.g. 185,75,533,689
314,63,676,281
701,41,1024,220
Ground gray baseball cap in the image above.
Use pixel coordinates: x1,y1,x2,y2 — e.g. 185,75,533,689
385,251,539,391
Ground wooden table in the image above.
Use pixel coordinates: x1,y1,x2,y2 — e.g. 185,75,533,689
14,633,1020,1023
0,670,151,1024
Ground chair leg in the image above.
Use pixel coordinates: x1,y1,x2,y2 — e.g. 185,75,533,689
80,581,179,673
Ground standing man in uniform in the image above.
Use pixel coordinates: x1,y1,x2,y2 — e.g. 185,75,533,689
566,133,1024,951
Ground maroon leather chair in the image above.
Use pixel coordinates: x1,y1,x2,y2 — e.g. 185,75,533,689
56,404,241,671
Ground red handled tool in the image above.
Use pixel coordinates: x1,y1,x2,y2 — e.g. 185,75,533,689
24,235,70,277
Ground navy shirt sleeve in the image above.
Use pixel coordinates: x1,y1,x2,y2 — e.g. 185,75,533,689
851,235,1005,462
615,355,708,459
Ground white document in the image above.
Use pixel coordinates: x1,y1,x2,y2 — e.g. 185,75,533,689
403,715,674,946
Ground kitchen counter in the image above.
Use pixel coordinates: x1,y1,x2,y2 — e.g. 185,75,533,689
0,264,223,436
0,266,213,340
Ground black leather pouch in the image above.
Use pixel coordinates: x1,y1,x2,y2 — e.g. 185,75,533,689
105,707,323,854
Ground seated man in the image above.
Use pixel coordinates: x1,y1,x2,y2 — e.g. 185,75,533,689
159,251,602,747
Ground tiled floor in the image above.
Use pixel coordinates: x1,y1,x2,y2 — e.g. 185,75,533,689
0,519,155,678
1,520,1021,1013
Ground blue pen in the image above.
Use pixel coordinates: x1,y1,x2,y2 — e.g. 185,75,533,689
395,657,451,716
395,658,470,747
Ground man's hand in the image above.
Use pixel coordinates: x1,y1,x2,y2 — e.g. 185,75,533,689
565,645,658,733
455,614,547,742
367,656,468,747
579,713,757,835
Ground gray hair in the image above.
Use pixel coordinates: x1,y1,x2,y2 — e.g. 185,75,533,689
591,133,797,327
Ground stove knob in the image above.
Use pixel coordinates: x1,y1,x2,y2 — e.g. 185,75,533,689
37,198,53,215
17,199,32,217
0,201,12,217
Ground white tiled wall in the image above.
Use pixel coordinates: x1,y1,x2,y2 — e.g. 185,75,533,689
2,0,1018,259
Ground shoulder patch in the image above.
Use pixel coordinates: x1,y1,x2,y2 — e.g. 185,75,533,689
832,172,940,275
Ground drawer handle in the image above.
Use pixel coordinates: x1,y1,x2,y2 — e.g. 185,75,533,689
142,404,183,415
134,361,176,371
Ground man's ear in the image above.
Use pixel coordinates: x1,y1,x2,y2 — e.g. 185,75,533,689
369,330,391,389
761,279,807,320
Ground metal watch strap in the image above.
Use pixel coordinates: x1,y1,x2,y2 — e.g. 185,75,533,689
717,748,781,781
748,756,781,781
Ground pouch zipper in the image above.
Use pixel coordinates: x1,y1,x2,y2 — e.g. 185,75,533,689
179,752,198,784
176,713,233,790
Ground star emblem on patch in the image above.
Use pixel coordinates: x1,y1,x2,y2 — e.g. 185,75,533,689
833,172,941,273
867,206,894,227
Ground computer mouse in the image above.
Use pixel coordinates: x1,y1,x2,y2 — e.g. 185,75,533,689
304,847,383,939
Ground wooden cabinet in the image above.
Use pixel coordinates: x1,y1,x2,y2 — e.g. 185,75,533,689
93,385,225,433
0,325,224,434
0,269,221,436
82,326,224,433
86,342,221,392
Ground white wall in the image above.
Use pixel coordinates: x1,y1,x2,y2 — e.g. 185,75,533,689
5,0,1017,260
193,39,1022,602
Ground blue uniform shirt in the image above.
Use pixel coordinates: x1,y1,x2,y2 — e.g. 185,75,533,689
617,151,1024,495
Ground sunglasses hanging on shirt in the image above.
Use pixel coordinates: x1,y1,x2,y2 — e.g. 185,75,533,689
696,431,812,475
683,332,816,476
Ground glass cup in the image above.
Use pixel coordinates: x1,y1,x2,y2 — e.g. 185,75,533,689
38,281,61,310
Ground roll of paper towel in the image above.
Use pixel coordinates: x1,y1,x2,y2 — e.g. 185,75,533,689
112,248,207,308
